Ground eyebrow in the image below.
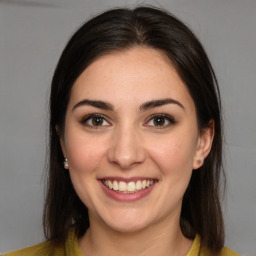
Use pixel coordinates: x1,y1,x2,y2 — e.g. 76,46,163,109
72,98,184,112
72,99,114,111
139,98,184,111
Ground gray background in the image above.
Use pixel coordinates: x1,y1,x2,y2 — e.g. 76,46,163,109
0,0,255,255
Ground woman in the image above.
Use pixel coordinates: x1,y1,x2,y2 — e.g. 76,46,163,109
4,6,239,256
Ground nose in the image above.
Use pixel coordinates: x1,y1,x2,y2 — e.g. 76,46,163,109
107,125,146,169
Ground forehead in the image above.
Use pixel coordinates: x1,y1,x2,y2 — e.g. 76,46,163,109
69,47,195,113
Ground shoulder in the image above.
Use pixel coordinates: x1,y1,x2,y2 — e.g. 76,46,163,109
2,229,83,256
187,235,240,256
200,245,240,256
218,247,240,256
1,241,53,256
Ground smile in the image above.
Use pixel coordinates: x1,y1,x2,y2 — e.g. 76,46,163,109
102,179,155,193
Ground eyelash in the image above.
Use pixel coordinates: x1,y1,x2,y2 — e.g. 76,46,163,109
81,114,111,129
145,114,176,129
81,113,176,129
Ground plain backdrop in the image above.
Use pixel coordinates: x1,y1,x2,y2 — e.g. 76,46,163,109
0,0,255,255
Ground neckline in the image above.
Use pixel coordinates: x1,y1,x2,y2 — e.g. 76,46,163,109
186,235,200,256
72,230,200,256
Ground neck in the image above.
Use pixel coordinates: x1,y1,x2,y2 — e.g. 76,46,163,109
79,213,193,256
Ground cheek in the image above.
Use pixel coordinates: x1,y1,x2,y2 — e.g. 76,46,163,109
146,132,197,176
64,133,110,209
65,132,108,175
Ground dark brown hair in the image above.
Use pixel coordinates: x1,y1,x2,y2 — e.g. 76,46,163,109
43,6,225,252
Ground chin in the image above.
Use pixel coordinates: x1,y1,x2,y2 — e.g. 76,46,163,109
108,221,149,233
100,210,153,233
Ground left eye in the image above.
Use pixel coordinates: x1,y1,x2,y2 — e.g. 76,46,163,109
146,114,175,128
81,114,110,128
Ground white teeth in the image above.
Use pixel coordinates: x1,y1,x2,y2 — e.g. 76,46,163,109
127,182,135,192
142,180,146,189
113,180,118,191
136,180,142,190
107,180,113,189
103,179,154,193
119,181,126,192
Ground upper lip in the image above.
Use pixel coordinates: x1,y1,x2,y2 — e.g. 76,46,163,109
98,176,158,182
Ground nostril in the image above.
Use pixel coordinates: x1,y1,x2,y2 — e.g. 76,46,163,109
107,149,144,169
106,131,147,169
111,159,138,170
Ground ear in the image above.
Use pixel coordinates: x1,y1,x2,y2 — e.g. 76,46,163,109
193,120,214,170
55,125,67,158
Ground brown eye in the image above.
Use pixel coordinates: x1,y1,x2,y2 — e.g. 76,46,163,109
82,114,110,128
153,116,166,126
146,114,176,128
92,116,104,126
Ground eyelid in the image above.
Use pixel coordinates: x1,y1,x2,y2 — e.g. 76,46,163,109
144,114,176,128
80,113,176,129
81,113,112,128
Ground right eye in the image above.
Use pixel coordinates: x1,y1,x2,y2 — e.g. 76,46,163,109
81,114,111,128
144,114,176,129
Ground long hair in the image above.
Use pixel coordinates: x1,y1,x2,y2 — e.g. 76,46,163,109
43,6,225,252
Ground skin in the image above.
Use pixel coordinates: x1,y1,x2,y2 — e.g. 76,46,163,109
59,47,214,256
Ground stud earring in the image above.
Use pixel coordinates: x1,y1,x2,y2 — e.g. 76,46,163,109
64,158,69,169
197,159,204,165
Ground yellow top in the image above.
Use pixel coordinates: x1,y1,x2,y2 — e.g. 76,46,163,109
2,230,239,256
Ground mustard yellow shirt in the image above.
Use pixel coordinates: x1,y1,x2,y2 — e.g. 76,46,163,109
2,230,239,256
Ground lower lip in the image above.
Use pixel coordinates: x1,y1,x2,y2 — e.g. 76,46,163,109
99,181,157,202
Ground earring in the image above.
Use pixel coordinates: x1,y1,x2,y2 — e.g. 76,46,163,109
64,158,69,169
197,159,204,166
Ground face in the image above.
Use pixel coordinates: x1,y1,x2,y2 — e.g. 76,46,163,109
60,47,213,233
